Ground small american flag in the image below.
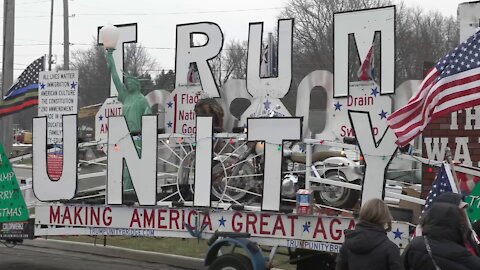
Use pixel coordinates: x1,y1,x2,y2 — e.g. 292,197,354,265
422,162,458,215
388,30,480,146
357,45,375,81
260,44,269,77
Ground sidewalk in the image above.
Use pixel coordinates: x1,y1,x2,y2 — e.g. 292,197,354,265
22,238,206,270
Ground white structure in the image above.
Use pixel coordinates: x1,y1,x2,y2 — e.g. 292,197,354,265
458,1,480,43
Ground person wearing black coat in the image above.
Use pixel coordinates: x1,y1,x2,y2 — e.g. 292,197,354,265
335,198,403,270
403,202,480,270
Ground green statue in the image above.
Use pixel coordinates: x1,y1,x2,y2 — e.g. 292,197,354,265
106,49,152,132
106,49,152,192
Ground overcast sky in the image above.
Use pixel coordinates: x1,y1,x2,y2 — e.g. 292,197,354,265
0,0,468,77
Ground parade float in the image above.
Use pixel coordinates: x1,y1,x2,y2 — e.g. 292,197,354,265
2,4,480,270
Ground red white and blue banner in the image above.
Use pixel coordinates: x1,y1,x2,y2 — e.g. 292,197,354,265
35,204,409,252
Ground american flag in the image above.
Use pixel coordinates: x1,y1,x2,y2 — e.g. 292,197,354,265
387,30,480,146
357,45,375,81
4,56,44,100
260,44,269,77
187,62,199,84
422,162,458,214
0,56,45,118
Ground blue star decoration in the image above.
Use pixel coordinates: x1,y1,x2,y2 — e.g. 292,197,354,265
40,83,45,89
71,81,77,89
263,99,271,110
218,216,226,227
98,115,104,121
303,221,310,233
371,87,379,97
167,121,173,128
392,228,403,240
379,109,388,120
167,101,173,108
334,101,342,111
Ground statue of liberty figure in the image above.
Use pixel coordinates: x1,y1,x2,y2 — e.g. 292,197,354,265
106,49,151,132
106,48,152,192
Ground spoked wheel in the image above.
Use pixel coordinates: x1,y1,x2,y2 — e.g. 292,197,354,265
156,138,196,203
157,138,259,205
314,171,359,208
211,156,256,202
209,254,253,270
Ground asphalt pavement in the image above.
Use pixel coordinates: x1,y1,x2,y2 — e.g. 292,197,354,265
0,244,185,270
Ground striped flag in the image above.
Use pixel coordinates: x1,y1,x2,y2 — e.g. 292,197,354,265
413,162,458,237
422,163,458,215
0,56,45,118
357,45,375,81
187,62,199,84
387,30,480,146
260,44,269,77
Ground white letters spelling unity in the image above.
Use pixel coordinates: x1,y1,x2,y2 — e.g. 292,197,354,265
33,7,398,210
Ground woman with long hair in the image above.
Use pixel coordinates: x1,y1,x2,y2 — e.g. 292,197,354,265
335,198,402,270
403,202,480,269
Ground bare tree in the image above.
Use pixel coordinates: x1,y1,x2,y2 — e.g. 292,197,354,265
154,69,175,91
71,40,110,107
210,40,248,86
280,0,458,110
395,3,458,81
124,43,157,77
71,40,158,107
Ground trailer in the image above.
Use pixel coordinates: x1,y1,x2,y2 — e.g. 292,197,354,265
4,4,480,270
8,135,419,270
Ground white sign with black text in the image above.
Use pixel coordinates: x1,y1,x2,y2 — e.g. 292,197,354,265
38,70,78,144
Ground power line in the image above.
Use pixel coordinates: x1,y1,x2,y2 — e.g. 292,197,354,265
70,7,284,17
0,6,283,19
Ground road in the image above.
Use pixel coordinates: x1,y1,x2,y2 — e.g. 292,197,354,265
0,244,185,270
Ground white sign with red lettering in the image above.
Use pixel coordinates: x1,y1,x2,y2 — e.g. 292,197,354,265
95,97,123,143
164,85,202,134
34,204,408,251
332,81,391,140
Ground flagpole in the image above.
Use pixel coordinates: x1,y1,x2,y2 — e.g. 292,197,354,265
446,147,477,238
1,0,15,157
445,147,461,191
48,0,54,71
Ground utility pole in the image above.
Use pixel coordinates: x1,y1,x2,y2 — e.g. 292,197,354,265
63,0,69,70
2,0,15,157
48,0,54,71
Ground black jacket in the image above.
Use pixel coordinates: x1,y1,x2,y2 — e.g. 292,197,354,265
403,203,480,270
335,222,403,270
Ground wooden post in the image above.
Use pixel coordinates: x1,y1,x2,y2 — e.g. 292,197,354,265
445,147,461,191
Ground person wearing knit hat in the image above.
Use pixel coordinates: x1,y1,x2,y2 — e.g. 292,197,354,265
436,192,469,209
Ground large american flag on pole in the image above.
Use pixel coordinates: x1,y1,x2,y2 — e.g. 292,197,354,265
387,30,480,146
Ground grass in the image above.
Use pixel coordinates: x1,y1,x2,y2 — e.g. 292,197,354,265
48,236,297,269
51,236,209,258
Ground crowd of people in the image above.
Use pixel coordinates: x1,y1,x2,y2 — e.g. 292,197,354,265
335,194,480,270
